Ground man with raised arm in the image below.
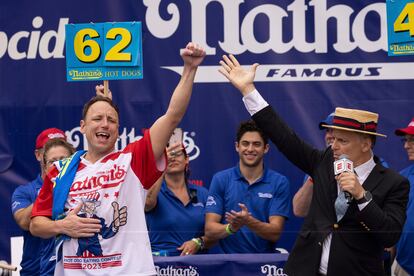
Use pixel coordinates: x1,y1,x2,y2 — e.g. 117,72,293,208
218,54,409,276
30,42,205,275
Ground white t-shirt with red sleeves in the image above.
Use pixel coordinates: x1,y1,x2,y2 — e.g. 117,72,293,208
32,130,165,276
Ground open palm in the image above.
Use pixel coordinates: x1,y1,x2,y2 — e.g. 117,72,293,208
219,54,259,95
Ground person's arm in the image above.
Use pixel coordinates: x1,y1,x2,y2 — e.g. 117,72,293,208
225,203,285,242
149,42,206,161
292,177,314,217
13,204,33,231
30,203,102,239
11,184,36,231
30,173,103,239
218,54,322,175
348,174,410,247
176,235,216,256
205,213,231,241
245,215,285,242
144,175,164,212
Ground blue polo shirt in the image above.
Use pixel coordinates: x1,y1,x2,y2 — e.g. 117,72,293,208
11,175,43,276
206,164,290,253
145,182,209,256
396,164,414,275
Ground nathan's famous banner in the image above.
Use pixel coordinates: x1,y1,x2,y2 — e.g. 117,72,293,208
1,0,413,263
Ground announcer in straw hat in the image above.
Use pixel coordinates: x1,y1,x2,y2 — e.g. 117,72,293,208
218,54,409,276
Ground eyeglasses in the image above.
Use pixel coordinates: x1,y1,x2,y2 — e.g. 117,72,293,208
45,157,65,166
169,150,185,158
401,137,414,144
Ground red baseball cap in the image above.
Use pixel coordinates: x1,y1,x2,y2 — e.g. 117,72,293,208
35,128,66,149
395,118,414,136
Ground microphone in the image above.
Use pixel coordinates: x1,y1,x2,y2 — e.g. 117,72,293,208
334,154,354,203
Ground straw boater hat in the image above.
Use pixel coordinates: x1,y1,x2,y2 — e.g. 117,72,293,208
320,107,386,137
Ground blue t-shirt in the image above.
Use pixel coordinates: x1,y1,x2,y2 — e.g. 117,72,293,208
396,164,414,275
11,175,44,276
205,165,290,253
145,182,209,256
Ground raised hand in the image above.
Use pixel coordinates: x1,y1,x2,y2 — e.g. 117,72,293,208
336,171,365,199
60,202,102,238
219,54,259,96
112,201,127,230
225,203,251,232
181,42,206,69
95,84,113,100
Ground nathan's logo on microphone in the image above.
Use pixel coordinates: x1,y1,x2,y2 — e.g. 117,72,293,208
334,155,353,175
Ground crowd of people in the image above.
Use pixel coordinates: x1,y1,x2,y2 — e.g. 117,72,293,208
9,46,414,276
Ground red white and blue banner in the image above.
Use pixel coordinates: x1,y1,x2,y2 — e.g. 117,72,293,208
1,0,413,264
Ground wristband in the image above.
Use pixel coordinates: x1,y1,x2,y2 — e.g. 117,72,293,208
191,238,201,249
225,223,236,235
191,237,205,251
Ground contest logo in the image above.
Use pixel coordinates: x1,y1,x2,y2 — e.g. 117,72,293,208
65,127,200,161
68,69,103,80
155,265,199,276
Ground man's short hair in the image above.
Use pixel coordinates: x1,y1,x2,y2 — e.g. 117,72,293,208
236,120,268,144
82,96,120,120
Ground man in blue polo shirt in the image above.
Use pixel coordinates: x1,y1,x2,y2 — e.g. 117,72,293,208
205,120,290,253
393,118,414,276
11,128,66,275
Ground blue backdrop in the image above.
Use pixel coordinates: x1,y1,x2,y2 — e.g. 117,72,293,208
1,0,413,262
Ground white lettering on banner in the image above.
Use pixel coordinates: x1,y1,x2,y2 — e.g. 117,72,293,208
162,62,414,82
0,1,386,60
143,0,386,55
261,264,287,276
65,127,200,161
0,16,67,60
183,131,200,161
155,265,199,276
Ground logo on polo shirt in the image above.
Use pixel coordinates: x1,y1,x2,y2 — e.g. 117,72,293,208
258,192,273,199
206,196,217,206
192,202,204,208
11,201,20,211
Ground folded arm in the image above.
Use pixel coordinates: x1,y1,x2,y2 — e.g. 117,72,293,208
13,204,33,231
30,203,102,239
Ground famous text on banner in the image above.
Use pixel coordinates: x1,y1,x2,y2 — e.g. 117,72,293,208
386,0,414,56
65,22,143,81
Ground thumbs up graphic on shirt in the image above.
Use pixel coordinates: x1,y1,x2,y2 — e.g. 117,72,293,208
112,201,127,231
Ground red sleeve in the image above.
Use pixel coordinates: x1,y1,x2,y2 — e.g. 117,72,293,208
125,129,166,190
31,166,59,218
